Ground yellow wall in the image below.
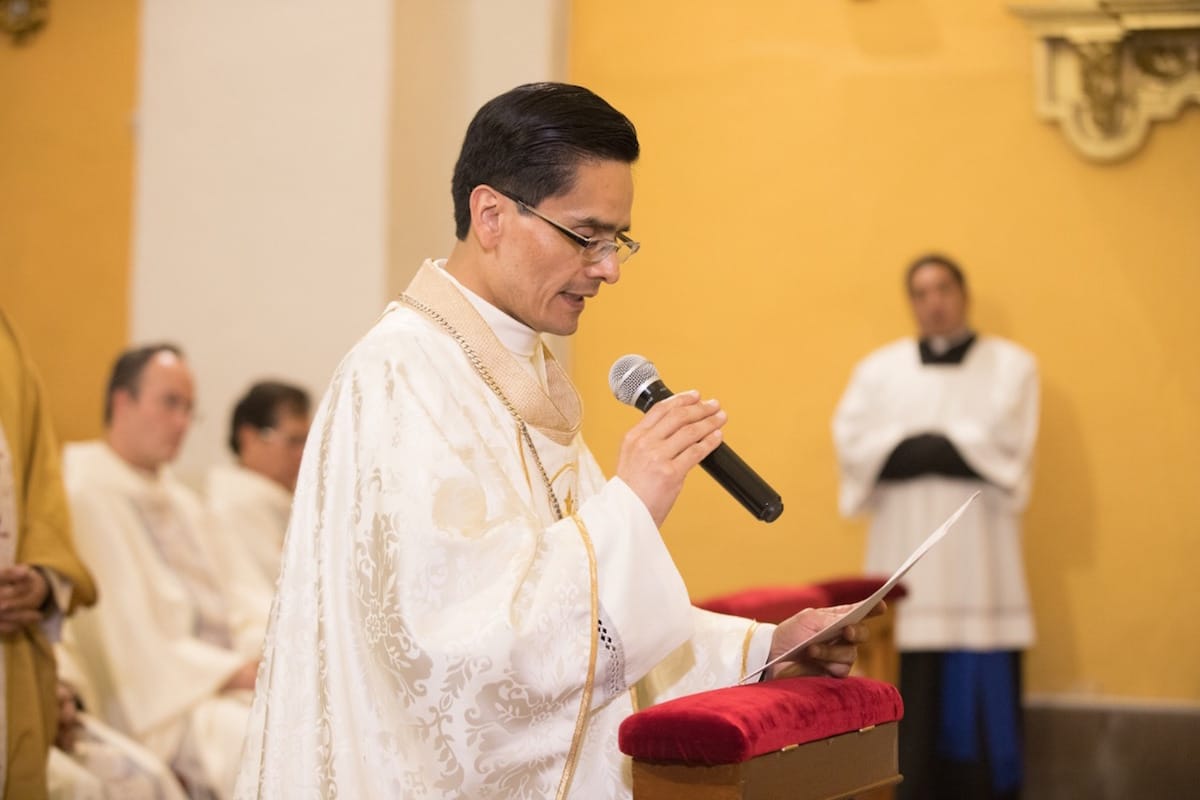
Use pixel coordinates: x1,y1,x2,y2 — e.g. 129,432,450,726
570,1,1200,701
0,1,138,441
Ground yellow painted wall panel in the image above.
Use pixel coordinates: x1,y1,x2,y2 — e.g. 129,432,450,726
0,1,138,441
570,1,1200,700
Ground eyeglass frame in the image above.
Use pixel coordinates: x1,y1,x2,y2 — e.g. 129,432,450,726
493,188,641,265
258,426,308,450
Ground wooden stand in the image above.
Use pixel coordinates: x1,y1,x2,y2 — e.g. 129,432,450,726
631,721,901,800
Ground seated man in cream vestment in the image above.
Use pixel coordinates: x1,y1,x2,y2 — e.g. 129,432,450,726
237,83,878,800
206,381,311,616
61,345,264,800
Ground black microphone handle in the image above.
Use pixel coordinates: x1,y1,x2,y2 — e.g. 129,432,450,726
634,379,784,523
699,442,784,523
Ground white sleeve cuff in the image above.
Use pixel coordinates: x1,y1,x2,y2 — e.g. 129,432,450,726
35,566,73,643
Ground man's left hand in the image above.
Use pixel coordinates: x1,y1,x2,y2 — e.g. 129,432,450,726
763,601,884,680
0,564,50,635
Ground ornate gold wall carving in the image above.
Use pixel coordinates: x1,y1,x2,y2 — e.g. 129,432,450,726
1010,1,1200,162
1,0,48,44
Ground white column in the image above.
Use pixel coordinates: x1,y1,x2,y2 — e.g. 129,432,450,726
130,1,568,484
130,0,394,484
387,1,570,364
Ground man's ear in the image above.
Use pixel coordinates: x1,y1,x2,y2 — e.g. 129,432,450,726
469,184,506,249
235,422,256,456
110,388,135,419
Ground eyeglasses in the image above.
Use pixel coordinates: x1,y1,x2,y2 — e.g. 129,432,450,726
496,189,640,265
260,427,308,450
152,392,196,419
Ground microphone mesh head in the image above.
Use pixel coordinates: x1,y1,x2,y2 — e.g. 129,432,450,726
609,354,659,406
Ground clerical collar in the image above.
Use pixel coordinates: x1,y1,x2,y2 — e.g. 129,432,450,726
433,260,540,361
919,330,977,364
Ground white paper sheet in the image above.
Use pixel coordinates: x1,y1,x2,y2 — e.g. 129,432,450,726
739,491,980,684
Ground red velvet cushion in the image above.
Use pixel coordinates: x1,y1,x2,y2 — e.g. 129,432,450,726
815,575,909,606
619,676,903,765
694,585,831,624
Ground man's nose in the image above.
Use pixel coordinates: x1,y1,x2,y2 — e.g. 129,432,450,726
587,251,621,284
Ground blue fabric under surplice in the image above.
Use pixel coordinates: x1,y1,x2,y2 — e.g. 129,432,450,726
936,651,1022,794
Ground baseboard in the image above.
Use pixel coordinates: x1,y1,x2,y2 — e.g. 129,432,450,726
1023,694,1200,800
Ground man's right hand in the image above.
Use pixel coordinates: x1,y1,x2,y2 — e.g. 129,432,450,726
0,564,49,635
615,390,726,527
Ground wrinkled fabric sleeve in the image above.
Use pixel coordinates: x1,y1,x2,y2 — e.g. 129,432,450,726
637,610,776,706
945,353,1040,508
308,341,697,720
832,360,906,517
575,476,694,701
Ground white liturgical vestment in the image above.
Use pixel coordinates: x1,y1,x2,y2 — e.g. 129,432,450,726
235,261,773,799
206,463,291,636
207,464,290,587
60,442,253,799
833,336,1039,651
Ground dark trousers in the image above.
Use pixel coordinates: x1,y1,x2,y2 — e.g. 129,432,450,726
898,651,1023,800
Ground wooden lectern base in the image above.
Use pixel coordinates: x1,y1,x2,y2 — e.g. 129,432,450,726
631,721,901,800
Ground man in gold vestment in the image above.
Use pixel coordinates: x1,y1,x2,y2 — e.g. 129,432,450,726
0,310,97,798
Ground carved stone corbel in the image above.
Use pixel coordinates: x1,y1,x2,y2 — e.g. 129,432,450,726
1,0,48,45
1010,1,1200,162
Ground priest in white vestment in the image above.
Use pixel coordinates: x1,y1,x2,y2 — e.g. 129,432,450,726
206,381,311,629
61,346,262,800
237,83,875,800
833,254,1039,800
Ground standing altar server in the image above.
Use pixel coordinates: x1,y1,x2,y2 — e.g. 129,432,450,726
833,254,1040,800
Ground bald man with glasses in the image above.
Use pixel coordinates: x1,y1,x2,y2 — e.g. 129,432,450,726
59,345,264,799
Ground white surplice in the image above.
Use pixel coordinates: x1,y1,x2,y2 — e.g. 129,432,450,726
205,463,290,640
60,441,254,799
236,261,773,799
48,713,189,800
833,337,1039,651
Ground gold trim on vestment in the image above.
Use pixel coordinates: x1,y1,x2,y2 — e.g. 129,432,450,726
515,426,534,498
739,621,761,683
556,513,600,800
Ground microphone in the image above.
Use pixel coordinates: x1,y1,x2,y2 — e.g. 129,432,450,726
608,354,784,523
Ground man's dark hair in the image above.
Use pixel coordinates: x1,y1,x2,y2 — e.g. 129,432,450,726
451,82,640,240
905,252,968,295
104,343,185,425
228,381,311,455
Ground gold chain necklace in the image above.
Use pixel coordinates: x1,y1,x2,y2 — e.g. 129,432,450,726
398,294,564,521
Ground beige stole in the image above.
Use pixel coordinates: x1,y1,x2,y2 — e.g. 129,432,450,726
402,261,581,444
